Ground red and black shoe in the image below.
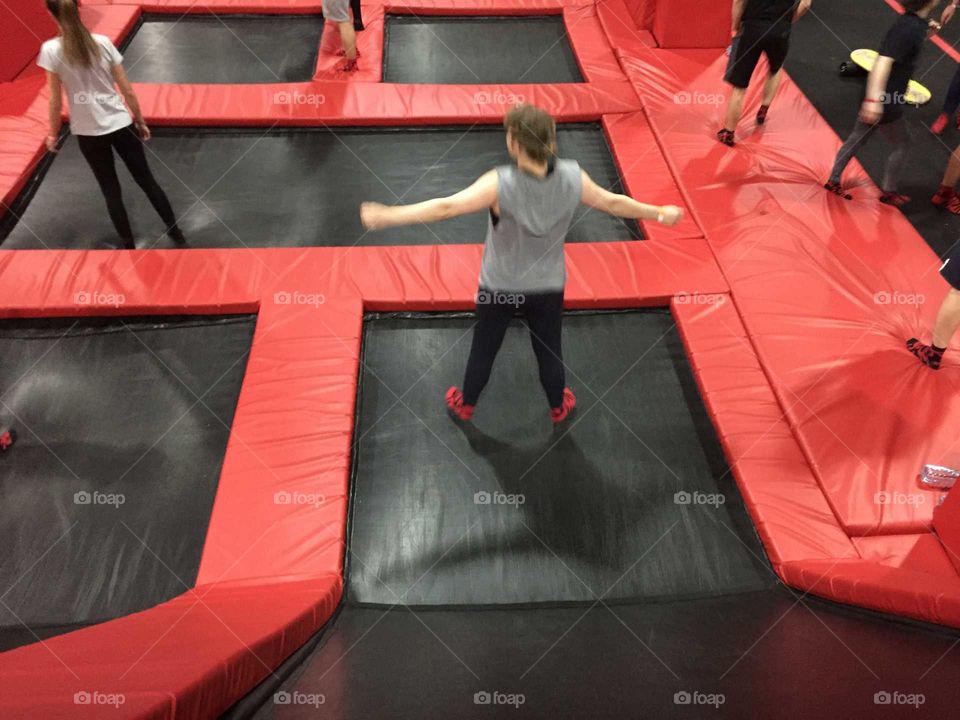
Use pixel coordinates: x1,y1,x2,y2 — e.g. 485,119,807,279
336,58,359,73
445,386,475,421
336,48,362,57
824,181,852,200
717,128,735,147
756,104,770,126
550,388,577,425
0,428,16,452
907,338,944,370
932,185,956,208
880,191,911,207
944,196,960,215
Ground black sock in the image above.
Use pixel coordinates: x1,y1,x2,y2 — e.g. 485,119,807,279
933,344,947,353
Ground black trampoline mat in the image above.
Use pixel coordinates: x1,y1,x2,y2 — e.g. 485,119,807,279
787,0,959,257
0,315,255,651
242,596,960,720
123,14,324,84
0,125,640,249
347,311,772,607
384,16,583,84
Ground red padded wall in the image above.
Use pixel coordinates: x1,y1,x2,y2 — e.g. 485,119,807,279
651,0,730,49
0,0,56,81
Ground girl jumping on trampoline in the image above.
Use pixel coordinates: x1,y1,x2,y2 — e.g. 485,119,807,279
41,0,185,249
360,104,683,424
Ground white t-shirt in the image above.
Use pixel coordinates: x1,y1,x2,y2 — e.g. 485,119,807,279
37,34,133,137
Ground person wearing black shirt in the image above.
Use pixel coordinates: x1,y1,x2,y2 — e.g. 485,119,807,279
718,0,812,146
907,244,960,369
825,0,941,205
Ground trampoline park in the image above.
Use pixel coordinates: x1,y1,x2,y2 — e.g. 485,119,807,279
1,0,960,718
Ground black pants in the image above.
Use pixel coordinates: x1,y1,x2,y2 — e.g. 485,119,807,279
76,125,178,246
463,289,565,409
351,0,363,30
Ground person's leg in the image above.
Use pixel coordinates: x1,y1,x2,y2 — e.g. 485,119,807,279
908,249,960,368
723,88,747,134
110,126,183,242
460,292,513,408
876,117,911,201
524,292,566,410
337,20,357,63
934,64,960,133
719,25,762,143
825,119,877,195
933,144,960,209
757,28,789,124
76,133,135,247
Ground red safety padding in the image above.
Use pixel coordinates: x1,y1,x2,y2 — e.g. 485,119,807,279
783,558,960,629
621,0,653,32
597,0,656,54
564,5,630,84
622,45,960,537
139,0,324,12
0,0,57,81
651,0,729,49
934,489,960,576
853,533,959,578
384,0,593,14
0,576,342,719
674,298,857,570
602,112,703,242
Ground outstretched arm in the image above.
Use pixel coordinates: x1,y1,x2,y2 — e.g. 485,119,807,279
794,0,812,22
731,0,746,34
361,170,499,230
580,171,683,225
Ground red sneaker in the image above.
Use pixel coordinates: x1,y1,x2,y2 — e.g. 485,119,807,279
550,388,577,425
823,181,852,200
879,191,910,207
716,128,735,147
336,58,359,73
945,196,960,215
907,338,943,370
932,186,956,207
932,112,949,135
445,387,475,421
0,428,16,452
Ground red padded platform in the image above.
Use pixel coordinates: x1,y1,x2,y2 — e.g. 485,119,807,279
934,489,960,576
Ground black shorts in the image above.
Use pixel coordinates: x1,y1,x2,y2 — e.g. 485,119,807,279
724,21,791,89
942,244,960,290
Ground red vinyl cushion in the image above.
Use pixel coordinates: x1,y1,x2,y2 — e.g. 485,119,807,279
853,533,959,578
934,489,960,576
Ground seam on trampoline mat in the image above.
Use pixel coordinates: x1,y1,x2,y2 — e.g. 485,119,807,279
0,315,257,339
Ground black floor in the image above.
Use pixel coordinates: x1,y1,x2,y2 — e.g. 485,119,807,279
242,595,960,719
348,311,772,606
384,16,583,84
0,125,640,250
788,0,960,257
123,14,325,84
0,315,255,651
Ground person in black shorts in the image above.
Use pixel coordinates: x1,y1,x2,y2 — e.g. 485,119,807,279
824,0,942,205
908,244,960,369
718,0,812,146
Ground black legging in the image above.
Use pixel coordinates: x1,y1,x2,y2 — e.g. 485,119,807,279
351,0,363,30
76,125,178,247
463,289,565,409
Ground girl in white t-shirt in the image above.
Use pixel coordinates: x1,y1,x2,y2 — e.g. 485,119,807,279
40,0,184,248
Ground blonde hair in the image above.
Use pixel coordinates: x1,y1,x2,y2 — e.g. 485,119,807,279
46,0,100,67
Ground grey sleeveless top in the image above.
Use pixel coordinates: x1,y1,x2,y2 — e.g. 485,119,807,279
478,159,582,294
